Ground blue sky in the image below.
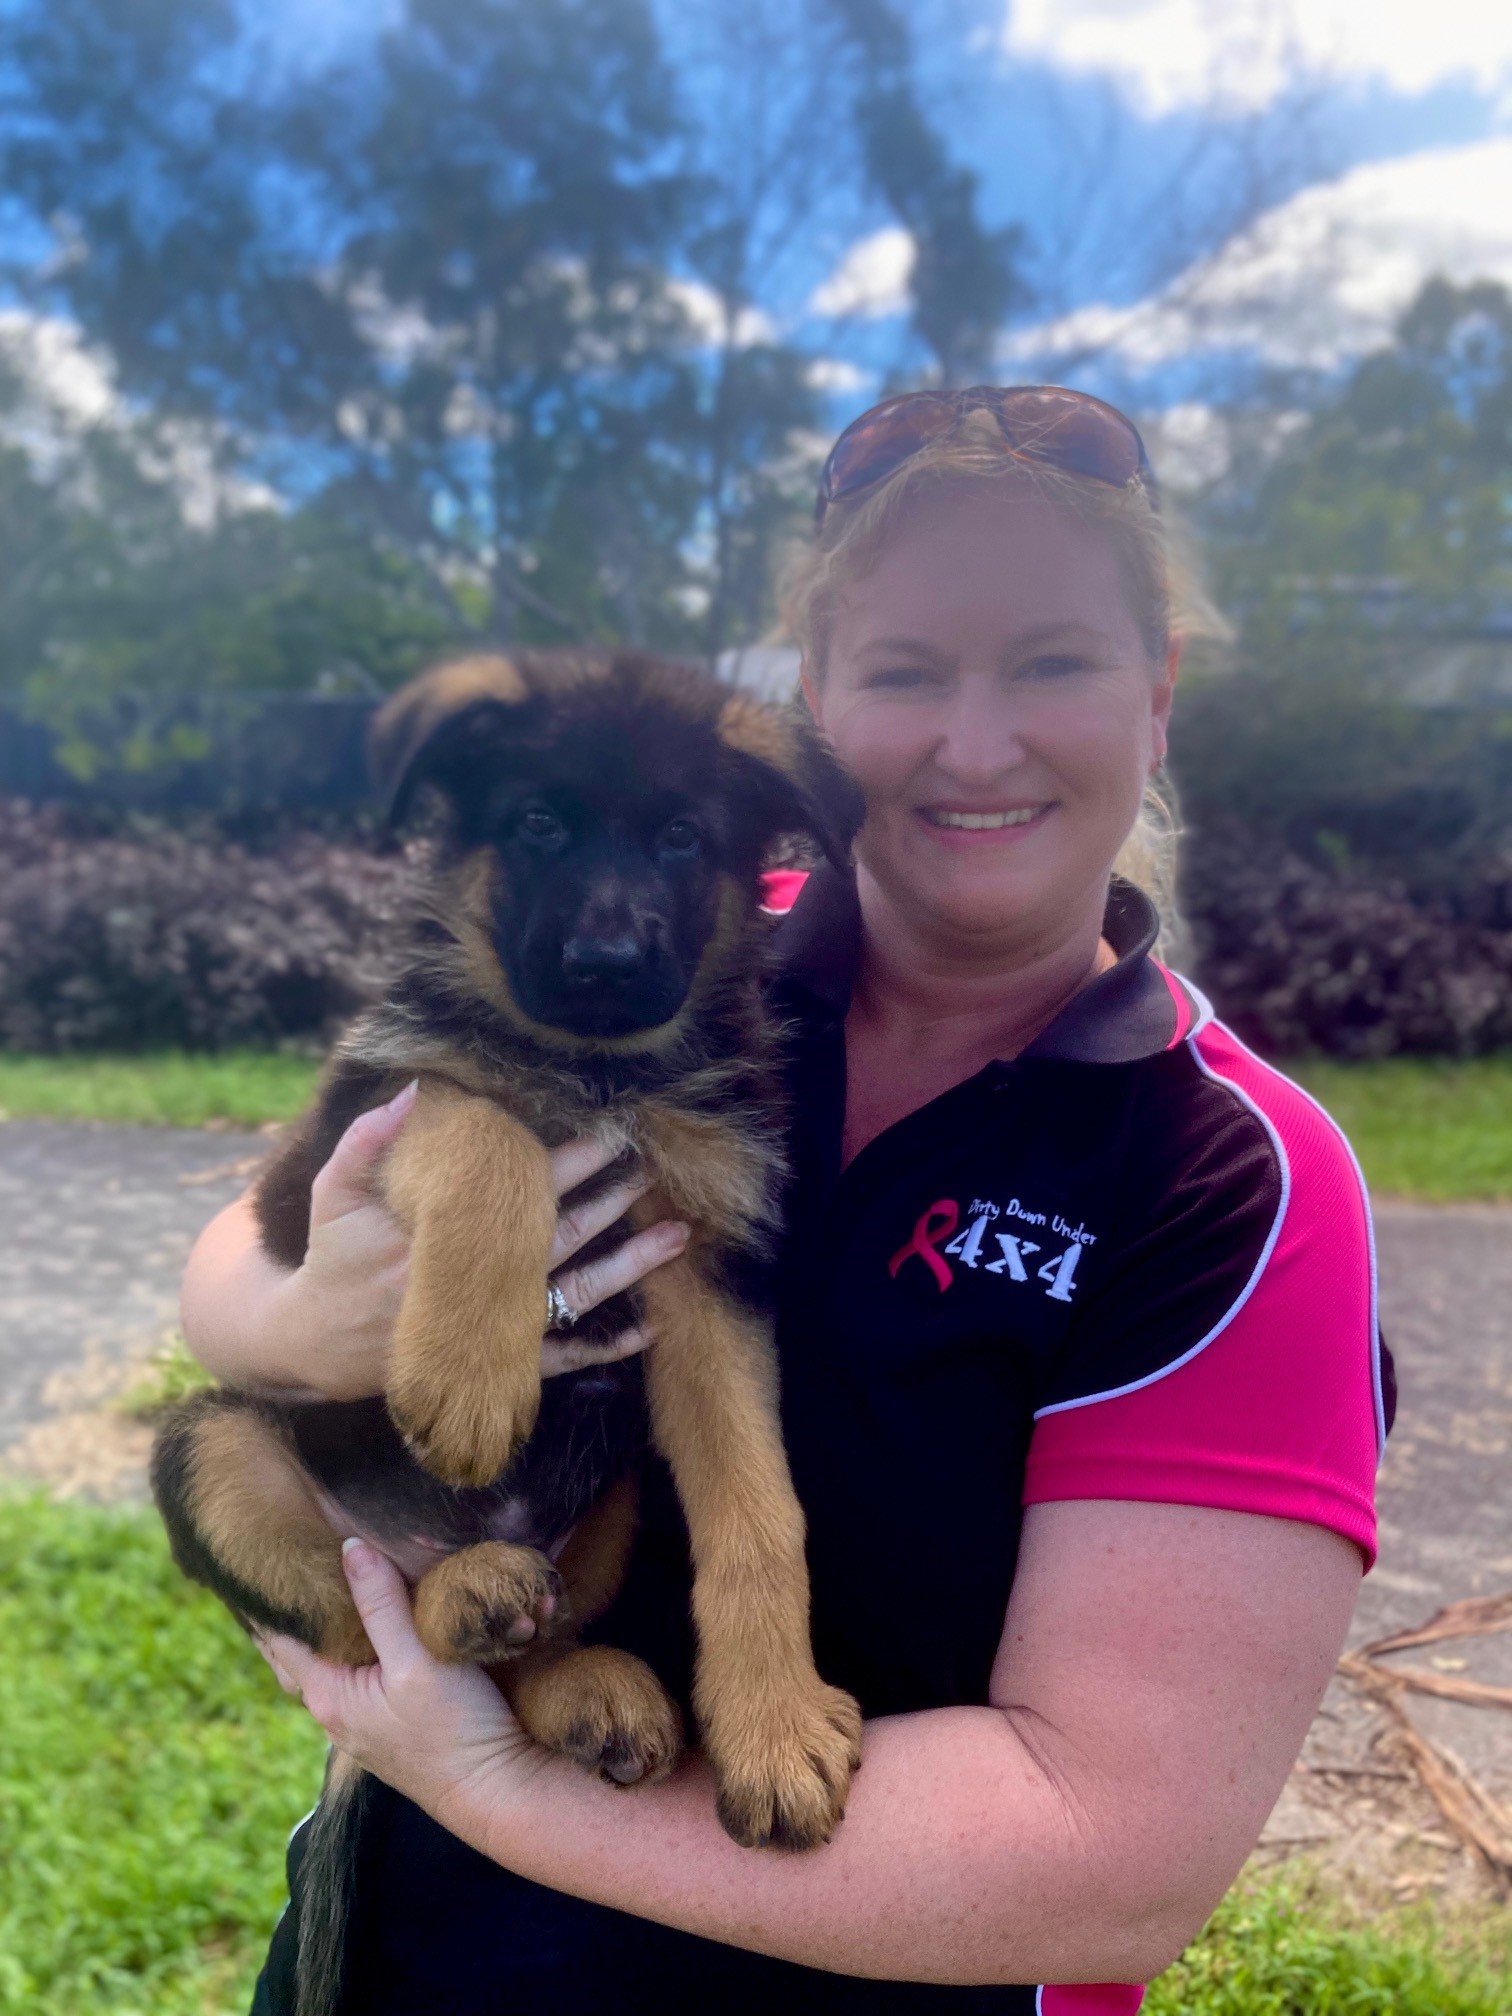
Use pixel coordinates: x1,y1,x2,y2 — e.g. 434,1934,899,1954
10,0,1512,490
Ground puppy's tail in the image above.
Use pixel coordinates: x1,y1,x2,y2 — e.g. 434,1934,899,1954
295,1748,366,2016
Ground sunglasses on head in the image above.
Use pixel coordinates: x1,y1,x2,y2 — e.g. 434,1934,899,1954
814,384,1158,525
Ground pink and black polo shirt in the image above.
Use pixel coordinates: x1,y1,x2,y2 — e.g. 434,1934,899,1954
759,861,1390,2016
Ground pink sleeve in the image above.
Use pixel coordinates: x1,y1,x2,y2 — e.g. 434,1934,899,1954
1023,1025,1387,1568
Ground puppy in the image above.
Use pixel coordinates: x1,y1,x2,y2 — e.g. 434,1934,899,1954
151,649,865,2016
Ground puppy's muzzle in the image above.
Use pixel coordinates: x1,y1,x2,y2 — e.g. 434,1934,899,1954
562,931,646,985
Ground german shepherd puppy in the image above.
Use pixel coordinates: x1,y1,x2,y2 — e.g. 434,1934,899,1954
150,650,865,2015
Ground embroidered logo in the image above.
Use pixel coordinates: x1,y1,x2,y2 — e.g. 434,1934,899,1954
890,1195,1098,1302
888,1199,959,1293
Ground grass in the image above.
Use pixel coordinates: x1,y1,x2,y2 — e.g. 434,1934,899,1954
0,1051,320,1131
1146,1875,1512,2015
1289,1055,1512,1202
116,1334,215,1420
0,1496,327,2016
2,1501,1509,2016
6,1047,1512,1199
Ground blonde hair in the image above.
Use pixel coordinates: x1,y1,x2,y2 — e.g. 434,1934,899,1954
780,407,1228,952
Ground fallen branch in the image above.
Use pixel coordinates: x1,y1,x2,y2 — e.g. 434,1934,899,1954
1362,1592,1512,1658
1380,1666,1512,1713
1340,1657,1512,1889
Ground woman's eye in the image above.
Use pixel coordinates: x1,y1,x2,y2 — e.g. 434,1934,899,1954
520,806,565,843
864,666,936,690
660,818,701,855
1025,655,1089,679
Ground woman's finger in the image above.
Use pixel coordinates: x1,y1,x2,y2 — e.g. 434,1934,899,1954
548,1174,652,1270
550,1220,689,1322
341,1539,424,1678
547,1134,627,1203
309,1080,418,1224
541,1324,652,1378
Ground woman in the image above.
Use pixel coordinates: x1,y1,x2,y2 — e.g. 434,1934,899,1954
183,387,1390,2015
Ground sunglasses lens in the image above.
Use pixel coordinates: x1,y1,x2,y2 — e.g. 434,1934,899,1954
821,396,958,507
816,385,1155,522
993,389,1146,488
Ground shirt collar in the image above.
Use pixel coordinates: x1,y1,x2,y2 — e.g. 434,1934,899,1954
769,864,1191,1065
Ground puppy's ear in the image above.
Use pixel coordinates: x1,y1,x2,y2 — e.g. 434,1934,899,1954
369,655,532,825
716,695,864,871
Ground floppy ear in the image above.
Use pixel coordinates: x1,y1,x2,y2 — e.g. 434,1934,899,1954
715,694,865,871
369,655,532,824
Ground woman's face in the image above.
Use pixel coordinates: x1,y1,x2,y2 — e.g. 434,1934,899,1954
812,483,1174,953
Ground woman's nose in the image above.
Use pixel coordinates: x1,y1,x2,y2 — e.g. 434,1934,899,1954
933,683,1027,780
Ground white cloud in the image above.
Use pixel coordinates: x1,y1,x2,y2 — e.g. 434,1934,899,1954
1005,0,1512,116
809,228,915,319
0,309,277,523
666,278,775,348
1008,135,1512,374
804,357,873,395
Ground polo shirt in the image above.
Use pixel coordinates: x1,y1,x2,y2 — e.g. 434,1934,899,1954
254,867,1391,2016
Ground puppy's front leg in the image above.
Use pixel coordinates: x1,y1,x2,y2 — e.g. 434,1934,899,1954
638,1257,862,1851
381,1080,557,1487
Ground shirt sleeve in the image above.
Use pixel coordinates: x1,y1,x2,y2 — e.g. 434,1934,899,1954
1022,1025,1388,1567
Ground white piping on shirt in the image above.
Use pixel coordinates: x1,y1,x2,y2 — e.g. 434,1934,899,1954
1031,1022,1291,1419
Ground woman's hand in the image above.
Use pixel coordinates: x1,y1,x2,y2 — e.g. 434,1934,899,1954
257,1540,543,1832
183,1087,688,1401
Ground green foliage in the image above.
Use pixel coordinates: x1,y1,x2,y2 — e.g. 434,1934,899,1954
1223,279,1512,615
1177,279,1512,884
1147,1873,1512,2015
0,1049,320,1128
0,1495,327,2015
117,1335,216,1420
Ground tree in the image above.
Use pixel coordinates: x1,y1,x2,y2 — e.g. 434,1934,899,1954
825,0,1028,386
2,0,713,649
1170,280,1512,883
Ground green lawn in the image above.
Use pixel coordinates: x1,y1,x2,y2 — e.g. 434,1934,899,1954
3,1047,1512,1201
0,1496,327,2016
1,1503,1507,2015
0,1051,320,1131
1290,1055,1512,1202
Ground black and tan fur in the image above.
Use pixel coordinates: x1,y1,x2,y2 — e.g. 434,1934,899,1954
150,649,865,2016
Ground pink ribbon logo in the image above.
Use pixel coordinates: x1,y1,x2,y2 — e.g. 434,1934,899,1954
888,1199,959,1294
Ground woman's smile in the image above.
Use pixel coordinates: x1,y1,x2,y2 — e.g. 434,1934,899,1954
916,801,1056,844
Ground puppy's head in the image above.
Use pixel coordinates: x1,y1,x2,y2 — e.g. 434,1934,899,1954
371,651,862,1045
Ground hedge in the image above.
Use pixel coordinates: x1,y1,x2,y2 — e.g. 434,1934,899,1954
2,799,1509,1057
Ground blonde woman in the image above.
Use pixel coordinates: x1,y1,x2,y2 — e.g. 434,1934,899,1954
186,387,1390,2015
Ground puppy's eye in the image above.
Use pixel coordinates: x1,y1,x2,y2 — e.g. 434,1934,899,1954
659,817,701,856
520,806,566,845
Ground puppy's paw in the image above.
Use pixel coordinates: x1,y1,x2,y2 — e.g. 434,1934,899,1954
708,1679,862,1852
519,1646,684,1787
413,1543,565,1664
386,1335,542,1489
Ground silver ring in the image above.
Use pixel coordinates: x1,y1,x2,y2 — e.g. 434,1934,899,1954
545,1281,577,1331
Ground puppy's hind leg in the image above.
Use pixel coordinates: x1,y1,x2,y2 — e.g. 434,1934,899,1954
150,1390,373,1666
498,1475,683,1788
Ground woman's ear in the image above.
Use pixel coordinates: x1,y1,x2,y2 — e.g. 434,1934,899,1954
1150,642,1180,771
799,661,822,719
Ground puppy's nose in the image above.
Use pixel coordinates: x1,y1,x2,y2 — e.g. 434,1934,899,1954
562,932,644,982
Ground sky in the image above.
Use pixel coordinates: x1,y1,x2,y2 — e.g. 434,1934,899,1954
8,0,1512,492
989,1,1512,393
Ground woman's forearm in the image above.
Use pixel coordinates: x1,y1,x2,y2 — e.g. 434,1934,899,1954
440,1705,1175,1987
179,1192,318,1395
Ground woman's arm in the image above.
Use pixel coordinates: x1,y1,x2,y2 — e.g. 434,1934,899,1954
181,1086,688,1401
265,1498,1361,1986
